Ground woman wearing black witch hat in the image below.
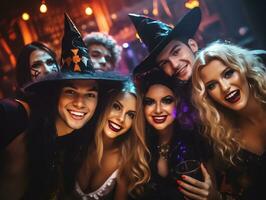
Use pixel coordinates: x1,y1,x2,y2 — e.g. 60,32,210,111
0,14,125,200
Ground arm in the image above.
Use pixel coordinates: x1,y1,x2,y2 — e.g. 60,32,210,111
114,175,128,200
0,98,30,150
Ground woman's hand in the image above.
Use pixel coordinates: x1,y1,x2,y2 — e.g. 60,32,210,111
176,163,220,200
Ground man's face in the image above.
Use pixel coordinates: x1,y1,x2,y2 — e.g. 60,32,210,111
56,80,98,136
156,39,198,81
88,44,114,72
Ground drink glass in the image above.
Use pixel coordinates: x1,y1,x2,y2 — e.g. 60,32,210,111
175,160,203,181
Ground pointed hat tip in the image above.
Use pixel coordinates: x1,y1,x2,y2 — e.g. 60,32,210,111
63,12,81,35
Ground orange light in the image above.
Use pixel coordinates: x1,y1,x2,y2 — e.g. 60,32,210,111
22,12,30,21
111,13,117,20
85,6,93,15
40,3,47,13
143,9,149,15
152,9,158,16
185,0,199,9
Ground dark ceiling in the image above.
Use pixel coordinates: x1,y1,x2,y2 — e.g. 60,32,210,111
0,0,65,20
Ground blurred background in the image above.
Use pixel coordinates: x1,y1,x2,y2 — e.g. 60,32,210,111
0,0,265,98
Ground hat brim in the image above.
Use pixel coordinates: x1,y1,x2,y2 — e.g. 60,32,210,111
23,71,126,93
133,7,201,77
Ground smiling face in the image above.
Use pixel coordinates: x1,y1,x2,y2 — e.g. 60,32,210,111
29,49,58,80
156,39,198,81
200,59,250,111
88,44,114,72
103,92,136,139
56,80,98,136
143,84,177,132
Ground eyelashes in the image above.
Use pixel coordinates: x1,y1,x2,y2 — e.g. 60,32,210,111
143,96,175,106
112,102,121,111
143,97,154,106
161,96,175,104
31,59,56,69
224,68,235,79
205,68,236,91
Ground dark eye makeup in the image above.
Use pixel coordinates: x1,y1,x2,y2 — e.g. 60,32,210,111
224,68,235,79
161,96,175,104
143,97,155,106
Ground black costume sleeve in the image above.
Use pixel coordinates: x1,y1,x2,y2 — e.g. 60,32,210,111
0,98,29,150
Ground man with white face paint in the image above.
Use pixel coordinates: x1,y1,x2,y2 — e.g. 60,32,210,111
83,32,122,72
129,7,201,129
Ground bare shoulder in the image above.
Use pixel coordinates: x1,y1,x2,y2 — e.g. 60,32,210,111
15,99,30,117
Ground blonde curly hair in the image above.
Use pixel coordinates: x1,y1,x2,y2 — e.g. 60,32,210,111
192,41,266,164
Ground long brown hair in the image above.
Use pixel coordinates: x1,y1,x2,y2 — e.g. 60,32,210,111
94,80,150,196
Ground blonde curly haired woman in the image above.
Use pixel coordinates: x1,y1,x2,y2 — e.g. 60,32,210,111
192,41,266,199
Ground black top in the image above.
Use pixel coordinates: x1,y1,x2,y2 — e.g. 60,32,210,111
139,126,211,200
174,79,199,130
0,98,29,151
217,149,266,200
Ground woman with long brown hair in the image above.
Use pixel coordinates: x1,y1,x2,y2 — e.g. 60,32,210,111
74,79,150,200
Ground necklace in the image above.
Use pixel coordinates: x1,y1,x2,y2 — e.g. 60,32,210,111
157,143,170,160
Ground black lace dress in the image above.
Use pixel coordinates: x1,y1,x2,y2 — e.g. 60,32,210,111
217,149,266,200
139,126,211,200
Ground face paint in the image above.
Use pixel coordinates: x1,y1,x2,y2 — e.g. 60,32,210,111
88,44,114,72
30,49,58,80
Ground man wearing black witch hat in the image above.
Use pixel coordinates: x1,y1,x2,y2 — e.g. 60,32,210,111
0,14,125,200
129,7,201,129
129,7,200,82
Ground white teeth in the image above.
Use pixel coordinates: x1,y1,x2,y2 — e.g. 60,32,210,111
110,121,121,130
69,111,85,116
226,91,237,99
154,116,165,120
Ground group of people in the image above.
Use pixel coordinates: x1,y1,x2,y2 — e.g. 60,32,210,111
0,7,265,200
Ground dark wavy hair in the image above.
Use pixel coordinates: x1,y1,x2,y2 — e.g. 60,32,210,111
136,68,178,96
24,81,99,199
16,41,59,88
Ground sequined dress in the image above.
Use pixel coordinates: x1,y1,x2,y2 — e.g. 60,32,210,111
75,169,119,200
218,149,266,200
139,126,211,200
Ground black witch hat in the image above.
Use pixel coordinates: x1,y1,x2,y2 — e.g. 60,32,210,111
129,7,201,77
24,13,125,92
